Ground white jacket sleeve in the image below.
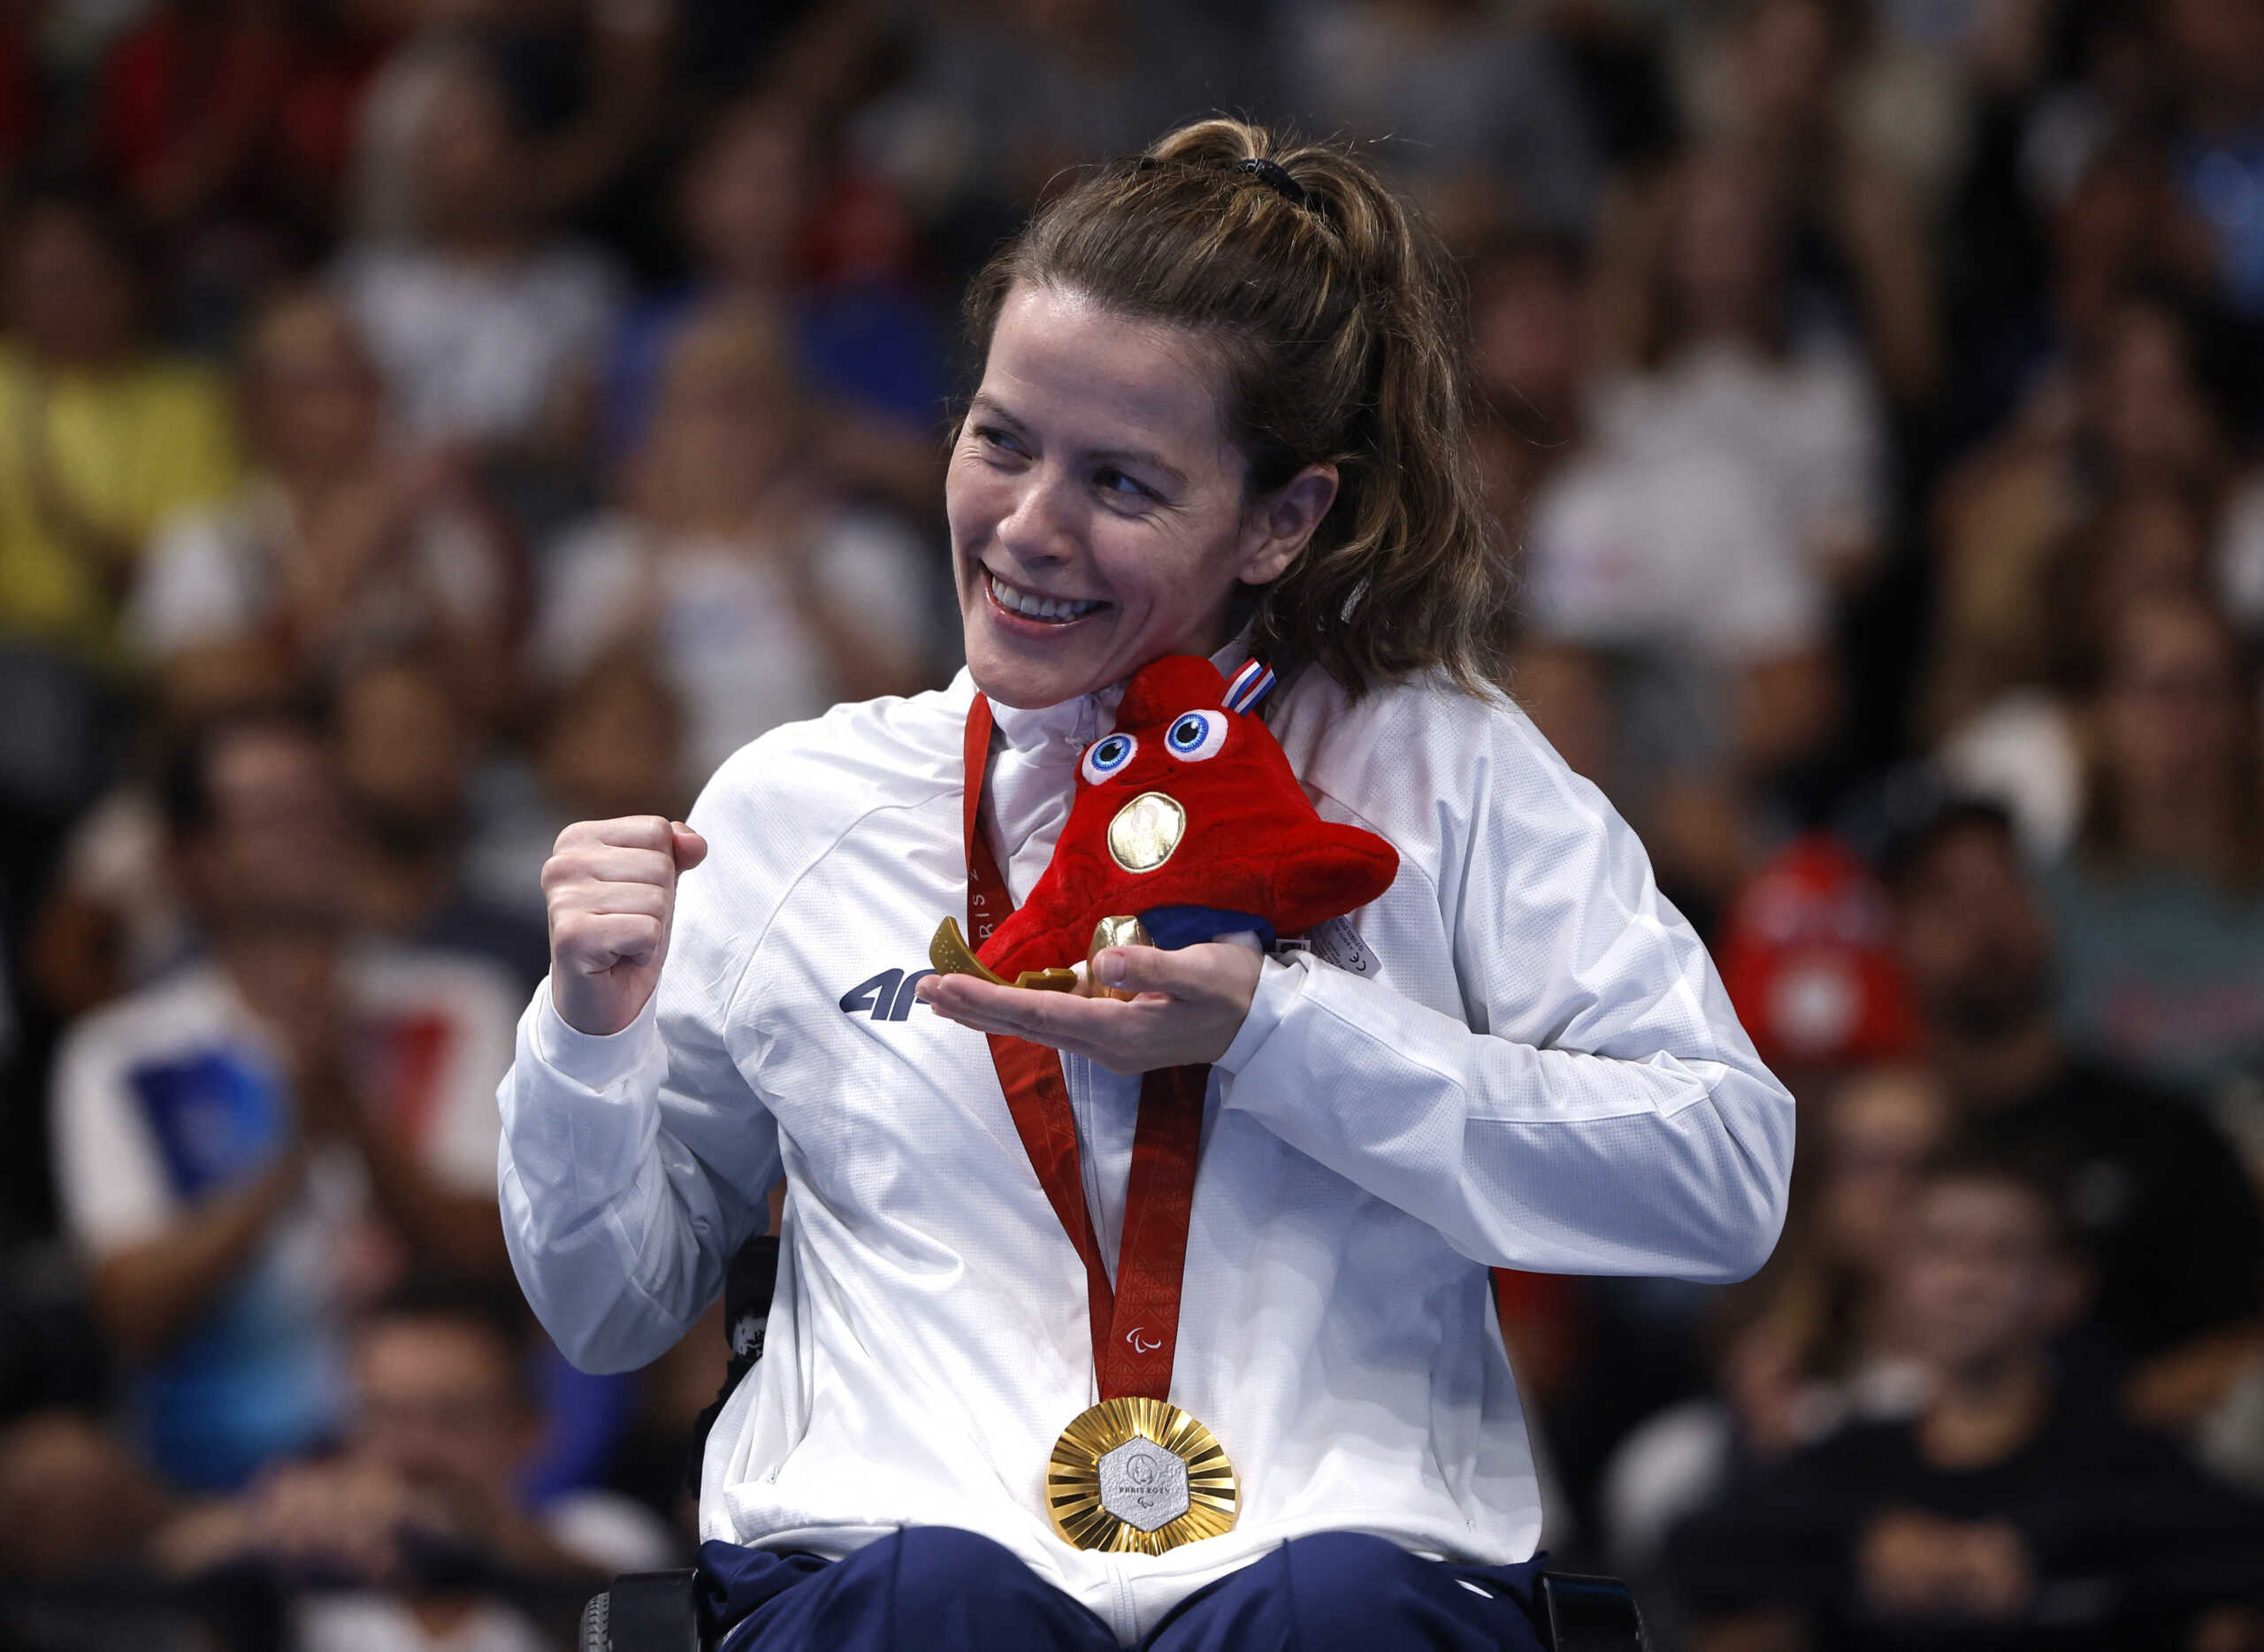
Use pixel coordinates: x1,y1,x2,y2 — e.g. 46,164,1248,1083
498,828,782,1374
1215,699,1794,1284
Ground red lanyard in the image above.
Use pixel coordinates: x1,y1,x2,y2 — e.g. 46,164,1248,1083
963,696,1207,1403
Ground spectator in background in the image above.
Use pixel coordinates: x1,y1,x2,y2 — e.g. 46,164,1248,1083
348,0,675,249
1716,833,1923,1096
0,182,238,658
334,42,621,477
1601,1065,1948,1585
1528,833,1925,1563
1514,180,1839,921
2164,0,2264,319
45,708,516,1491
1935,482,2222,862
1650,0,1939,408
156,1274,678,1652
603,95,808,462
2040,593,2264,1102
537,302,937,793
86,0,391,347
1465,228,1593,555
1926,287,2252,746
463,647,691,929
0,1411,193,1652
1279,0,1602,236
1596,141,1891,598
604,93,950,518
857,0,1258,278
126,287,523,718
333,646,551,993
1665,1148,2264,1652
1940,135,2215,473
1888,797,2264,1434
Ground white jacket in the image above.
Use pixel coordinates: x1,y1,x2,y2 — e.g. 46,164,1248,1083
497,660,1794,1646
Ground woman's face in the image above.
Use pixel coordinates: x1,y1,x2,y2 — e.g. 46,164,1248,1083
249,300,382,478
4,206,136,367
1817,1067,1947,1276
2090,305,2220,484
2100,597,2245,804
946,282,1331,709
1667,149,1779,341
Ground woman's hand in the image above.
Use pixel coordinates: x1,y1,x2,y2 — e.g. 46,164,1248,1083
915,942,1262,1074
544,816,708,1036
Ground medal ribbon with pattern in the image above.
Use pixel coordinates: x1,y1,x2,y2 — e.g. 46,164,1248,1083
961,696,1236,1552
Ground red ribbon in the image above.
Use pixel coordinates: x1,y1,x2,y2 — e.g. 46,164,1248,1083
963,696,1205,1402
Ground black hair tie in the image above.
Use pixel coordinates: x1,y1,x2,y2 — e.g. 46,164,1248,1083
1232,156,1311,211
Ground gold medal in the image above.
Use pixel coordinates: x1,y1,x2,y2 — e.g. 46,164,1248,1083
1046,1396,1237,1554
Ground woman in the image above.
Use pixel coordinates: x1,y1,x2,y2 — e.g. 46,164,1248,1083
537,302,940,795
126,288,519,714
501,119,1794,1649
2041,593,2264,1098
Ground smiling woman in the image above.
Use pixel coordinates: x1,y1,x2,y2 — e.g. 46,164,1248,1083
952,119,1506,711
501,117,1794,1652
947,285,1334,711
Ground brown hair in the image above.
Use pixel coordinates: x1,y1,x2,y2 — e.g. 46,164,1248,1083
962,119,1509,700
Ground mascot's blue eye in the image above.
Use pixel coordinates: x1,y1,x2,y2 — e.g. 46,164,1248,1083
1164,710,1228,761
1080,733,1138,785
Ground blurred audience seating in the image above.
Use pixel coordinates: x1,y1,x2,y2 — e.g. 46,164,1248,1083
3,2,2264,1648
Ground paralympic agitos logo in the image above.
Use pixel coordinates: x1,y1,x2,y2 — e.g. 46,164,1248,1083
838,967,936,1021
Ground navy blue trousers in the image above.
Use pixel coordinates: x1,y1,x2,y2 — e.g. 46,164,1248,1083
700,1527,1548,1651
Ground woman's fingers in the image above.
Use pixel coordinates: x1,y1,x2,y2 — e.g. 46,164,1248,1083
544,814,699,1035
1092,943,1206,996
541,843,677,890
918,944,1261,1072
920,975,1113,1037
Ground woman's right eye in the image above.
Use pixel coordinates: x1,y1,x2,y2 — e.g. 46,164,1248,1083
974,425,1024,456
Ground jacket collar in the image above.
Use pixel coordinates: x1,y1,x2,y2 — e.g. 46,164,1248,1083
982,634,1254,760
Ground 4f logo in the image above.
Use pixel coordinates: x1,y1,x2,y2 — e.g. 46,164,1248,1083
838,967,935,1022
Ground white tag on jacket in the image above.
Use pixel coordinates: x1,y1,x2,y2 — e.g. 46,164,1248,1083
1303,915,1381,978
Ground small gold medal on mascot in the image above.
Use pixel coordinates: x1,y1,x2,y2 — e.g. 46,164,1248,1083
1046,1397,1237,1554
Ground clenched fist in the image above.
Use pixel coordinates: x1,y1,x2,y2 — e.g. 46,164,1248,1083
543,816,708,1036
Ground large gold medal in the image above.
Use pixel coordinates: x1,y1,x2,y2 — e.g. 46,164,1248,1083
1046,1397,1237,1554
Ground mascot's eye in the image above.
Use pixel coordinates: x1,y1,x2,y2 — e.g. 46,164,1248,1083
1163,710,1228,761
1081,732,1138,784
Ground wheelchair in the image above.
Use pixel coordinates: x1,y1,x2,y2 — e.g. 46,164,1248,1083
585,1238,1649,1652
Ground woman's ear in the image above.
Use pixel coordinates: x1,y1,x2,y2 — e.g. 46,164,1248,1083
1235,463,1338,587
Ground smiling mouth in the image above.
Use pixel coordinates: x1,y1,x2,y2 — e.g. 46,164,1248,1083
987,570,1107,624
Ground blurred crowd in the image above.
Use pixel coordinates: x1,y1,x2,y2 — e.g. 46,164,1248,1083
4,0,2264,1648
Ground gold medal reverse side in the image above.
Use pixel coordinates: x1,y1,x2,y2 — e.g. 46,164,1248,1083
1047,1397,1237,1555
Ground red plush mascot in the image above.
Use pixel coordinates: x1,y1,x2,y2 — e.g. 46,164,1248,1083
931,656,1400,991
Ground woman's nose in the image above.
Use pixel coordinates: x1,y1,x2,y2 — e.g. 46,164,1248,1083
995,470,1078,563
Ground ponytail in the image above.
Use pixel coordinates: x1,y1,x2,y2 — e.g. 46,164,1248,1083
964,119,1511,700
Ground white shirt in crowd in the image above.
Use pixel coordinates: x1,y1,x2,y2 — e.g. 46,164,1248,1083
51,949,517,1485
1595,337,1888,575
1525,336,1885,664
1525,444,1822,662
533,509,938,791
334,246,621,449
497,651,1794,1646
126,481,510,667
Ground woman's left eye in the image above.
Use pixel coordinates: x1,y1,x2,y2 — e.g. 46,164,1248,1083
1093,468,1151,501
1163,710,1228,761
